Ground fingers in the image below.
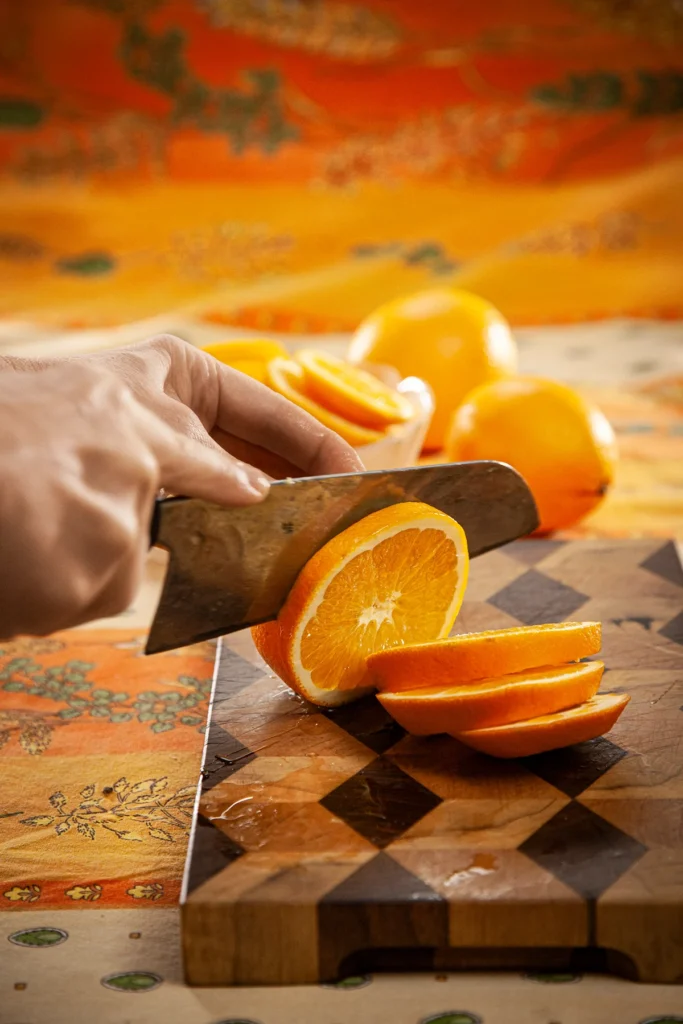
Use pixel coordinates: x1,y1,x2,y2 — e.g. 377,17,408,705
211,429,313,480
140,405,271,506
129,334,365,479
200,351,365,476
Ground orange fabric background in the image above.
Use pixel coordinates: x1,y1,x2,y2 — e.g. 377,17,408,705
1,0,683,329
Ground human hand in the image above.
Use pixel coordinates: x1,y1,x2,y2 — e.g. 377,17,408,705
78,334,364,497
0,337,363,638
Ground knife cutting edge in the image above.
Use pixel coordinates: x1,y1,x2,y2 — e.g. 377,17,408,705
145,460,538,655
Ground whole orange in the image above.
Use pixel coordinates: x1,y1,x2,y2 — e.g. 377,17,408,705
348,288,518,451
446,377,617,534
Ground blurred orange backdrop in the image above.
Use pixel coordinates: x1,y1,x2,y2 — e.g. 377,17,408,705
0,0,682,330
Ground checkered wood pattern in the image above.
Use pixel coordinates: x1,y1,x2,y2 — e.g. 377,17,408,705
181,539,683,986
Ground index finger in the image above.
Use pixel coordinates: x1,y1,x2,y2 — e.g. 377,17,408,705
200,350,365,477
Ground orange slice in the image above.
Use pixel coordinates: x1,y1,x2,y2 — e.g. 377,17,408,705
377,661,604,735
202,339,288,384
267,357,383,447
252,502,469,707
455,692,629,759
368,622,602,693
295,348,414,429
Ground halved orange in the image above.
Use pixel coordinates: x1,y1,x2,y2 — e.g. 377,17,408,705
267,357,383,447
295,349,414,429
202,339,288,384
368,622,602,693
456,692,629,759
252,502,469,707
377,660,604,735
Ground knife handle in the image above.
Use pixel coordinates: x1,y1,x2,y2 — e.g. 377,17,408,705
150,495,190,549
150,498,162,548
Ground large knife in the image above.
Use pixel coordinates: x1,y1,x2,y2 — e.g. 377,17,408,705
146,460,538,654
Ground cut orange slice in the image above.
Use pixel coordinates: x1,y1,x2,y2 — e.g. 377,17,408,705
202,339,288,384
368,622,602,693
295,349,414,429
377,660,604,735
455,692,629,759
267,357,383,447
252,502,469,707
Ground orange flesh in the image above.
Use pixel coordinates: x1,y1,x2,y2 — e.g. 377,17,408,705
252,502,468,707
301,527,461,692
296,348,413,428
368,621,602,692
377,660,604,734
267,357,383,447
456,692,629,758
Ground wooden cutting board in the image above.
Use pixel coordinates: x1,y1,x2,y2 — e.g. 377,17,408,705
181,538,683,986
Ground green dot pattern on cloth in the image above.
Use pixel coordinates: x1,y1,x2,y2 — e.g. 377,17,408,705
324,975,372,989
8,927,68,947
421,1013,482,1024
0,98,44,127
100,971,162,992
55,252,116,276
212,1020,263,1024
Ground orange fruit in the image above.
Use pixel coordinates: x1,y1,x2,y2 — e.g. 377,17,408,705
202,339,288,384
252,502,469,707
455,692,629,759
377,661,604,735
446,376,617,534
348,288,518,451
369,621,602,693
267,357,383,447
295,349,414,429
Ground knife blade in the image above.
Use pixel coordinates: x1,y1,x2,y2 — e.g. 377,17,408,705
145,460,538,654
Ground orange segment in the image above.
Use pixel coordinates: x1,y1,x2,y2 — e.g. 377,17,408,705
202,339,289,383
368,621,602,693
252,502,469,707
267,357,383,447
377,661,604,735
295,348,414,429
456,693,629,759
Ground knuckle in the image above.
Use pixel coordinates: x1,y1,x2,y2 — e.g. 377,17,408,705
147,333,188,357
74,359,136,410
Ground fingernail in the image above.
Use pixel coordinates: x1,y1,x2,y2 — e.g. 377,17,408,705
236,466,270,498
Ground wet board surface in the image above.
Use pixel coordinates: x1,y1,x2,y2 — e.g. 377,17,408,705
181,538,683,986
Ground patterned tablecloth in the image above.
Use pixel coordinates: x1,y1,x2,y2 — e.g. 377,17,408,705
2,1,683,1017
2,610,683,1024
